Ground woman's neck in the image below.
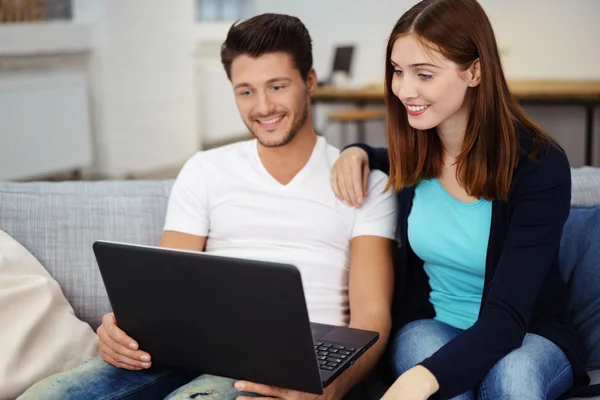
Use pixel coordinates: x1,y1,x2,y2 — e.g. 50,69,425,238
437,107,468,163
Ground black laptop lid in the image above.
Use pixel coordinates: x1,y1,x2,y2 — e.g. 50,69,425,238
93,241,324,394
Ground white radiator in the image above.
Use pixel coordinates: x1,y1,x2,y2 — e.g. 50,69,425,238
0,74,93,180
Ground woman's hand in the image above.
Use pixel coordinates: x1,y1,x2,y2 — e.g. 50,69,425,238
380,365,439,400
331,147,370,208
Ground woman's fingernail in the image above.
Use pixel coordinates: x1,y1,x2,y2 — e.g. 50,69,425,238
235,381,245,390
140,354,150,362
129,342,138,350
141,362,150,368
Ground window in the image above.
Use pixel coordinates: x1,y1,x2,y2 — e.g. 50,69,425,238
196,0,254,22
0,0,72,23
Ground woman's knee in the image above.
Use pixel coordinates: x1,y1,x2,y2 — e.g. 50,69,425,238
389,319,460,377
479,334,573,400
479,365,543,400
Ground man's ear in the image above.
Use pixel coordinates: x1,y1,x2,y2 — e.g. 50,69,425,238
467,58,481,87
306,68,317,93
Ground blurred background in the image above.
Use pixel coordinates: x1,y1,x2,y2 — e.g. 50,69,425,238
0,0,599,181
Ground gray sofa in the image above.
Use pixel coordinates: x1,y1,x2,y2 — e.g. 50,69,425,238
1,168,600,399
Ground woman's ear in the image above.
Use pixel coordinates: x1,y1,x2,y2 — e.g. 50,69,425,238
468,59,481,87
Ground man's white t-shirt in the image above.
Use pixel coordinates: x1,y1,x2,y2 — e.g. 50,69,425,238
164,136,397,327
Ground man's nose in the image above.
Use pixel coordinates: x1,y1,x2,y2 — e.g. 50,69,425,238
255,91,276,115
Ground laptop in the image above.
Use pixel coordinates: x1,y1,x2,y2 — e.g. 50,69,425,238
92,241,379,395
326,45,356,85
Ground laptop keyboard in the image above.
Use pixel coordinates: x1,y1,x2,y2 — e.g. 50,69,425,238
314,342,356,372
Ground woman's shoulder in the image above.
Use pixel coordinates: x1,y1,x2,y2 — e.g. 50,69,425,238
512,122,571,195
515,123,570,173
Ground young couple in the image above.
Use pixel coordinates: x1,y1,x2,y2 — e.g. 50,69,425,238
20,1,589,399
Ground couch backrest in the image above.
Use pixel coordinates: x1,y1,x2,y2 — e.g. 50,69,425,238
561,167,600,367
560,206,600,368
570,166,600,206
0,168,599,363
0,180,173,330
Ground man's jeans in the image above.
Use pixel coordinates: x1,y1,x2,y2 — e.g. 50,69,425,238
389,319,574,400
18,355,383,400
18,356,260,400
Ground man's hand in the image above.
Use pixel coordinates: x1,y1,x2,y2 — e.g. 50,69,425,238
97,232,203,371
234,381,333,400
97,312,152,370
380,365,439,400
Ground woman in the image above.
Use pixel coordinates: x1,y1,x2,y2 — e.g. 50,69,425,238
331,0,589,399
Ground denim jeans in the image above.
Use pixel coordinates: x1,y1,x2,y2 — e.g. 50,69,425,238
389,319,574,400
17,356,261,400
18,356,378,400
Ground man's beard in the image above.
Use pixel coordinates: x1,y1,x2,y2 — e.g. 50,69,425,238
246,98,310,148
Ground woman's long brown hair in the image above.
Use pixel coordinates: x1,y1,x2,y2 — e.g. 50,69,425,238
385,0,554,200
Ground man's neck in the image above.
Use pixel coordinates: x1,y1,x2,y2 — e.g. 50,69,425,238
257,127,318,185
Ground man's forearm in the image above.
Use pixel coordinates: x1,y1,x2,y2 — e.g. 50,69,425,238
325,314,391,399
326,235,395,399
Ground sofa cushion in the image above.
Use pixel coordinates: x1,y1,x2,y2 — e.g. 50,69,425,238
0,229,98,399
0,180,173,330
560,206,600,369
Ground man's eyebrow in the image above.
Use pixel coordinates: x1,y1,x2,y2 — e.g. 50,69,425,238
266,77,293,84
390,60,440,68
233,77,292,91
234,82,251,90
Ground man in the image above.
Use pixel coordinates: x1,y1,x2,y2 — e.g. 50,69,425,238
20,13,396,400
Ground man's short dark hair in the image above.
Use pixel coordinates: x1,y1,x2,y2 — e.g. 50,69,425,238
221,13,313,81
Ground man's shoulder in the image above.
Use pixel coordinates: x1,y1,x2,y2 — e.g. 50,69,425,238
322,138,341,156
317,137,341,167
318,138,387,183
366,170,392,196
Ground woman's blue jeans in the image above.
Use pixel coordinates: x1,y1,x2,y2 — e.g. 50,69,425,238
389,319,574,400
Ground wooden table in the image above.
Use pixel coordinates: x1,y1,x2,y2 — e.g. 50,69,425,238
313,80,600,165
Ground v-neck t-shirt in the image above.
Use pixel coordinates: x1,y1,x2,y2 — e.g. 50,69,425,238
164,136,397,326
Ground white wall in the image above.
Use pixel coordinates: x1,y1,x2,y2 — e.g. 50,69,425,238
0,0,201,179
75,0,600,171
194,23,248,145
255,0,600,166
0,0,94,180
257,0,600,82
480,0,600,80
88,0,199,178
2,0,598,178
